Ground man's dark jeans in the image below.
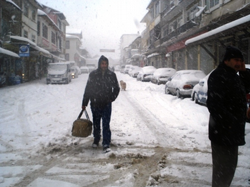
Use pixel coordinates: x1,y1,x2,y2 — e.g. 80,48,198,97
91,103,112,146
211,142,238,187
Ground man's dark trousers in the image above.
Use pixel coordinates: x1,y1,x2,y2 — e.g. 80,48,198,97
91,103,112,146
211,142,238,187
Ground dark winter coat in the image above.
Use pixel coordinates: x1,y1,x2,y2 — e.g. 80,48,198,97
207,63,250,146
82,57,120,109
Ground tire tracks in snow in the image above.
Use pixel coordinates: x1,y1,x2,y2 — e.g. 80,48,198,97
120,90,184,148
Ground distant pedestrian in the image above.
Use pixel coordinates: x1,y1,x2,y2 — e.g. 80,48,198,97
82,55,120,153
207,46,250,187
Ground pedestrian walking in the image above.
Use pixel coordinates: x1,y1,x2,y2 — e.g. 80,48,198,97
207,46,250,187
81,55,120,153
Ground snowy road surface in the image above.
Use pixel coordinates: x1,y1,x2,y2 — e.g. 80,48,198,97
0,72,250,187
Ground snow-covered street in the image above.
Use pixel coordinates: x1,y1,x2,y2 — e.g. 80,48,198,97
0,72,250,187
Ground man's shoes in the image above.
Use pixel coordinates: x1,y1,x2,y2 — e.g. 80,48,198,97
92,139,99,148
103,145,111,153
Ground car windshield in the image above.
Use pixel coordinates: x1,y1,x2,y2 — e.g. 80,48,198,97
48,64,67,71
180,72,206,80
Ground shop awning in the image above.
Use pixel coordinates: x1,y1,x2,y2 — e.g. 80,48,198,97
10,35,37,46
0,47,20,58
185,14,250,46
10,35,51,56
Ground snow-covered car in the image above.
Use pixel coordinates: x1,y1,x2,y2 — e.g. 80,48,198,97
80,66,89,74
86,64,96,72
165,70,206,98
124,64,133,74
129,66,141,77
137,66,156,82
151,68,176,85
191,70,213,105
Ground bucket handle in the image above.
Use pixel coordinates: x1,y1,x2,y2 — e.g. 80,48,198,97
77,109,90,120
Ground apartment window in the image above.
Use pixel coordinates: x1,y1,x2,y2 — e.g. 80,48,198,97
42,23,48,39
51,31,56,44
23,30,28,38
162,25,169,38
32,35,35,42
58,19,62,30
155,1,160,17
66,40,70,49
65,54,69,61
31,9,36,21
23,3,29,17
58,37,62,50
37,21,40,36
205,0,220,10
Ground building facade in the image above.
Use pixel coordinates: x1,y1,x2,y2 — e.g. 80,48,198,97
134,0,250,74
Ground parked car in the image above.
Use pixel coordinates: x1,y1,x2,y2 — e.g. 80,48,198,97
80,66,89,73
151,68,176,85
86,64,96,72
165,70,206,98
130,66,142,78
120,65,125,73
137,66,156,82
124,64,133,74
191,71,212,105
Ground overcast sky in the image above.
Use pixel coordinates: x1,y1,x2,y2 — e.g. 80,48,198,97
37,0,150,59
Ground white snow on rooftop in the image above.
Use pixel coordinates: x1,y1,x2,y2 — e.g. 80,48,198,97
66,28,82,34
66,34,81,41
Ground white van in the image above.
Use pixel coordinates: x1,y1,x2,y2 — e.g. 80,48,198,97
46,62,72,84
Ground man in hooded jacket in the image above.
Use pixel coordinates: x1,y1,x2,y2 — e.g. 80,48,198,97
207,46,250,187
82,55,120,153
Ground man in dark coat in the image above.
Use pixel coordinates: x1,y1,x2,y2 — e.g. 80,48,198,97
207,46,250,187
82,55,120,153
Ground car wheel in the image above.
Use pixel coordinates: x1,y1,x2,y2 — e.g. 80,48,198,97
165,86,170,94
191,92,196,101
194,93,199,104
65,78,69,84
176,89,181,98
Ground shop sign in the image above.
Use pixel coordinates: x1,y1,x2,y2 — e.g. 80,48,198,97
19,45,30,57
